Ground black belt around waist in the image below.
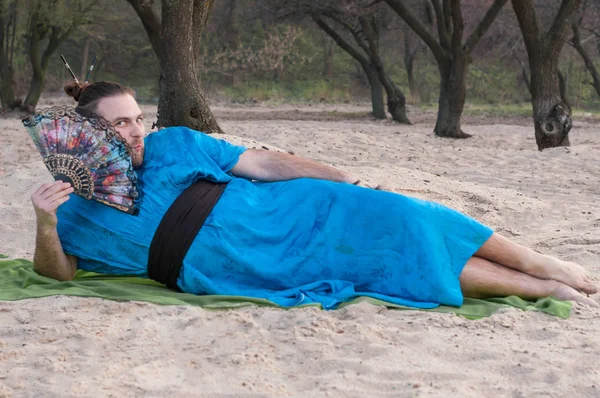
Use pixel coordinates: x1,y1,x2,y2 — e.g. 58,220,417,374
148,179,228,290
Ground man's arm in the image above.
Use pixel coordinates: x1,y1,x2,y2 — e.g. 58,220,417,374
34,225,78,281
31,181,78,281
230,149,358,184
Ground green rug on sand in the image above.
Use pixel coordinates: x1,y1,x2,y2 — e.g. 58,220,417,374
0,255,571,319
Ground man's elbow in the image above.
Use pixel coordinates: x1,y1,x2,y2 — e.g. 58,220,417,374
231,149,273,181
33,264,75,282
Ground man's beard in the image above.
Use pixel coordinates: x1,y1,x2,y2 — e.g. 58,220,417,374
131,148,144,168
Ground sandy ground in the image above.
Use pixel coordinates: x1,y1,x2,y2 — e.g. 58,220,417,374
0,100,599,397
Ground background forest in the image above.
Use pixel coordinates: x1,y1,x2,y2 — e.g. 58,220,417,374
1,0,599,118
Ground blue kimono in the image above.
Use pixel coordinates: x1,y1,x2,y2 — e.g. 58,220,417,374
57,127,493,309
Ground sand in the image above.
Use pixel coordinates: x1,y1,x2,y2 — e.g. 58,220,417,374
0,100,599,397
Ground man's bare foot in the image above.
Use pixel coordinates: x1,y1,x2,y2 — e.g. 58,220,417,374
551,283,600,308
526,251,598,295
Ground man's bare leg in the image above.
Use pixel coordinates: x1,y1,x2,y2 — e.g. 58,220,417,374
460,257,599,308
474,233,598,294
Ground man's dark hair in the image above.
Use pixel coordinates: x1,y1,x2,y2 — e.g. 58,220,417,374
64,81,135,118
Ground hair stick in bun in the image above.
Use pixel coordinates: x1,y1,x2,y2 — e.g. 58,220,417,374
84,55,97,83
60,54,79,83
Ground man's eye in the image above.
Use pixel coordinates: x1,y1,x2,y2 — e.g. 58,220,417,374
115,121,125,126
137,118,143,124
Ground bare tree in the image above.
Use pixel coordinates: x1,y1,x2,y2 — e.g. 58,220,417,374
383,0,508,138
22,0,97,110
358,13,411,123
273,1,411,122
570,1,600,99
126,0,222,133
511,0,581,150
311,13,387,120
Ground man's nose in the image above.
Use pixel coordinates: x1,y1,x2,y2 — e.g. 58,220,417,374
131,122,145,138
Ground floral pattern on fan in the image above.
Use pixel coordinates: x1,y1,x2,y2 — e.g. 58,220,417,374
21,106,142,215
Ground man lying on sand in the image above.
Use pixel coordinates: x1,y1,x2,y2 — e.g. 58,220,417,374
29,81,599,309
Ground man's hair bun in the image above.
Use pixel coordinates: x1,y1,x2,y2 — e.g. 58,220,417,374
63,81,90,102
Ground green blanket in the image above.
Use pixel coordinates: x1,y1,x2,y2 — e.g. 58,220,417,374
0,255,571,319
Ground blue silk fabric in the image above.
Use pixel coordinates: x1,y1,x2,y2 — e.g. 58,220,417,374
57,127,493,309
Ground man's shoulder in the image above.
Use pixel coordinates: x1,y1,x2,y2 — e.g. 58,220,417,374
146,127,217,150
148,126,208,137
147,126,210,144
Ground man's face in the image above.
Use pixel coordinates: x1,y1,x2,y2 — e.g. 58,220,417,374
96,94,146,167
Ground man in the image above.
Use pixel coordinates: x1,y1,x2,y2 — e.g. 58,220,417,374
30,81,598,309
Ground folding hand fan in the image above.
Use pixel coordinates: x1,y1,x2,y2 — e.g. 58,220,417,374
21,106,142,215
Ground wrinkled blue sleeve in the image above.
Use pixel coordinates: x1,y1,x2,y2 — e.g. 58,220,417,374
185,127,247,172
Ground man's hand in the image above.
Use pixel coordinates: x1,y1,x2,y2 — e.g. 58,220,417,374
31,181,74,228
31,180,78,281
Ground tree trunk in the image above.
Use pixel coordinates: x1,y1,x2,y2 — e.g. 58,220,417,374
0,67,17,108
404,51,418,103
512,0,579,150
521,63,531,94
22,4,72,111
0,0,17,109
362,63,386,119
380,71,411,124
23,66,45,111
403,25,420,103
22,18,43,111
323,36,335,79
359,16,410,124
384,0,507,136
558,69,571,110
311,15,387,120
435,57,470,138
529,59,571,149
157,0,222,133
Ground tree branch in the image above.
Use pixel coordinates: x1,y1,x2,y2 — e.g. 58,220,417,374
193,0,215,30
192,0,216,67
321,11,370,56
348,24,372,56
321,11,355,35
511,0,541,57
431,0,451,50
383,0,447,62
572,19,600,98
464,0,508,53
125,0,162,60
547,0,581,57
41,26,71,71
443,0,452,37
449,0,463,52
359,16,379,62
312,14,370,66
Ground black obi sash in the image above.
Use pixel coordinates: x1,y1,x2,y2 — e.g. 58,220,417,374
148,179,228,290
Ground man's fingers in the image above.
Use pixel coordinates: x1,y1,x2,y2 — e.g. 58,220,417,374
39,182,72,200
50,194,71,207
46,186,74,203
34,181,58,197
34,183,61,199
46,194,71,212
